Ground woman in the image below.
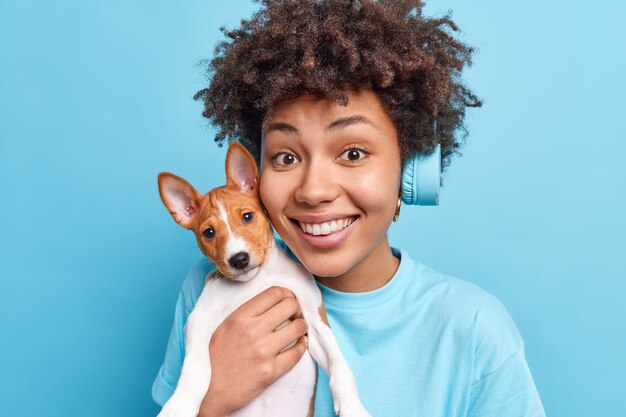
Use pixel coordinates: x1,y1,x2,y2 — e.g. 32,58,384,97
153,1,546,416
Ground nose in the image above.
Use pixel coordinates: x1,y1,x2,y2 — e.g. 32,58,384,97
294,162,340,206
228,252,250,270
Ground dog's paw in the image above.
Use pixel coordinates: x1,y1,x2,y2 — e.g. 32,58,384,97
329,377,371,417
157,396,201,417
332,396,371,417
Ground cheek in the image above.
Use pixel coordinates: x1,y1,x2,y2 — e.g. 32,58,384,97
259,172,286,221
348,168,399,213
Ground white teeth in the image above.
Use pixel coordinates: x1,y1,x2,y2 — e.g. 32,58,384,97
298,217,356,236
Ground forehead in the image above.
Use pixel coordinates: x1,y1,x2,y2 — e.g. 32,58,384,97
262,89,396,135
202,187,261,215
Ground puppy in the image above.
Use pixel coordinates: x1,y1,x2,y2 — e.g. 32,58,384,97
157,142,370,417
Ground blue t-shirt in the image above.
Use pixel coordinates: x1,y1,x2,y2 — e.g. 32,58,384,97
152,248,546,417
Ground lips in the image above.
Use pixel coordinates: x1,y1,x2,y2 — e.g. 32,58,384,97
297,217,357,236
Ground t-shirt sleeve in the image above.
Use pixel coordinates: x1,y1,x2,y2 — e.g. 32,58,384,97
467,344,545,417
151,257,212,407
467,292,546,417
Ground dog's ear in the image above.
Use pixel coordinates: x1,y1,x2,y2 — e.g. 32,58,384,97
158,172,203,229
225,142,258,194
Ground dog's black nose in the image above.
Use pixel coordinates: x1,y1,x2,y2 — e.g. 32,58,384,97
228,252,250,270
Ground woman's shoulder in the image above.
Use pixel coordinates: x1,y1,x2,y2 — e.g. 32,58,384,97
402,250,508,308
402,249,524,352
421,261,514,320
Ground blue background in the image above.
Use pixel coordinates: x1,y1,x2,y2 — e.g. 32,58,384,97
1,1,624,416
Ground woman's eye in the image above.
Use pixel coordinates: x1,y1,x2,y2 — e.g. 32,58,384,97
242,212,254,223
203,228,215,239
272,152,298,166
340,148,367,162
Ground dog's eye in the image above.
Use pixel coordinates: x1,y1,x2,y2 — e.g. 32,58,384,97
242,212,254,223
203,228,215,239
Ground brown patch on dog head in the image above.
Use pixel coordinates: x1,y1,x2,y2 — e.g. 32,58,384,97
191,186,273,279
181,187,229,276
318,303,330,328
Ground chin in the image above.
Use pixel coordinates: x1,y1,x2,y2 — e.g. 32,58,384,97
299,255,353,279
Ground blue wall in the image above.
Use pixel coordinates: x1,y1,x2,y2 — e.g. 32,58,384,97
1,1,624,416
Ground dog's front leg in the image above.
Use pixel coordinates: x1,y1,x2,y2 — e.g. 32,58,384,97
158,304,220,417
303,303,371,417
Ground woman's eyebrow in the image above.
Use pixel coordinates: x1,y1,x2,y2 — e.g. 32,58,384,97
264,122,299,135
264,115,379,135
325,115,379,133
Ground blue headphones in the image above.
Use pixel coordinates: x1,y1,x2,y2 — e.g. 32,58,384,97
400,143,441,206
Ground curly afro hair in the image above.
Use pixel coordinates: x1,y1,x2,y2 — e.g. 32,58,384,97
194,0,482,173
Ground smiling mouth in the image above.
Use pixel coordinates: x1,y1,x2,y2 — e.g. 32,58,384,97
295,216,358,236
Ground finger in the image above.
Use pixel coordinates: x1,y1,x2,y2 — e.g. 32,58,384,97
273,335,308,379
236,286,295,317
266,318,308,354
260,296,302,331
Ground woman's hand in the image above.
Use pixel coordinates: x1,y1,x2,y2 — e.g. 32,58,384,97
197,286,309,417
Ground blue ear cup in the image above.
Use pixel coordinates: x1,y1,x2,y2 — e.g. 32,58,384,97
400,144,441,206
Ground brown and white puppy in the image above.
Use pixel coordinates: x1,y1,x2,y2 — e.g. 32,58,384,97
157,142,370,417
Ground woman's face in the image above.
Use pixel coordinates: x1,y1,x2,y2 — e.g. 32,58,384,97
259,89,402,289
